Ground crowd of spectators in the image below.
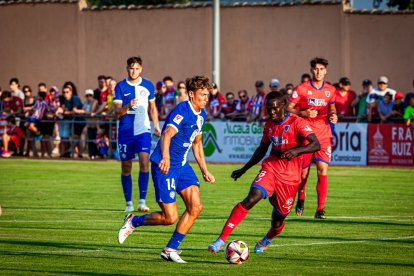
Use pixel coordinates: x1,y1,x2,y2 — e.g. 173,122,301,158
1,74,414,159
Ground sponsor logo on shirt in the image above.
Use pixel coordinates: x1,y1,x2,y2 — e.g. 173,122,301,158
173,114,184,125
270,136,288,145
292,91,298,98
308,98,327,106
308,90,312,95
124,93,131,96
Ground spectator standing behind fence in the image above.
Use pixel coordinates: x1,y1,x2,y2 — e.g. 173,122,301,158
225,90,250,121
207,82,226,121
114,56,161,213
335,77,356,122
177,81,188,103
301,73,311,84
390,92,405,123
404,95,414,126
247,80,266,123
9,78,24,101
80,89,99,159
22,86,35,114
352,79,372,122
58,85,84,158
1,116,25,157
378,92,395,124
63,81,78,97
367,76,396,123
46,86,61,156
404,80,414,108
1,91,23,117
155,81,166,119
221,92,237,120
94,75,108,104
162,76,176,119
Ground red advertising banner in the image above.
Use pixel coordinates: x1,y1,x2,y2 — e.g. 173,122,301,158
368,124,414,167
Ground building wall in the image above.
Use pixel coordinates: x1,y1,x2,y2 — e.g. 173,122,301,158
0,3,413,95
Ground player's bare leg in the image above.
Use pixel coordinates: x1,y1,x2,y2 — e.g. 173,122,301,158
255,211,286,254
137,152,150,212
315,160,329,219
209,188,263,254
296,167,310,216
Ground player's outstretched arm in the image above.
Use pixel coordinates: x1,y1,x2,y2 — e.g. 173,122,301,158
192,134,215,183
282,133,320,161
231,141,270,181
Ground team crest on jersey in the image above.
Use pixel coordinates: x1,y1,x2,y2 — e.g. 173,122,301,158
140,90,146,96
292,91,298,99
169,191,175,199
173,114,184,125
283,125,290,132
308,90,312,95
325,91,331,97
308,98,327,106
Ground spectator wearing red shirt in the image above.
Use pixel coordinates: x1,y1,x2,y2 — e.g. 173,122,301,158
93,75,108,104
221,92,237,120
207,82,226,121
1,91,23,116
335,77,356,122
1,116,25,157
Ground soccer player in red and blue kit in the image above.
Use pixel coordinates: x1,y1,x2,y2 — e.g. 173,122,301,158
208,91,320,254
287,57,338,219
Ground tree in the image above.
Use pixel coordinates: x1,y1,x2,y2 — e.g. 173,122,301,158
387,0,414,10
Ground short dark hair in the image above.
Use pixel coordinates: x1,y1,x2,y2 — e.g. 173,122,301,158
185,75,212,93
38,82,47,88
97,75,106,81
310,57,328,68
301,73,311,80
1,91,12,100
9,78,19,85
6,116,16,125
63,81,77,96
127,56,142,67
163,76,173,83
266,91,286,103
225,91,234,98
22,85,31,92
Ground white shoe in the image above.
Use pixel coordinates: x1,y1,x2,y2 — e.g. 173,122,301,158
118,214,135,244
137,203,150,212
125,204,134,212
160,248,187,263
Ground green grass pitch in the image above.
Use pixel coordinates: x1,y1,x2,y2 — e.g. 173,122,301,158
0,159,413,275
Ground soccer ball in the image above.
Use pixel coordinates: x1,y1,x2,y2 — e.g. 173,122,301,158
224,240,250,264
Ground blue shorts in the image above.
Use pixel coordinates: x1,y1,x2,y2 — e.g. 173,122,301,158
118,132,151,161
27,117,39,124
58,121,71,138
151,162,200,204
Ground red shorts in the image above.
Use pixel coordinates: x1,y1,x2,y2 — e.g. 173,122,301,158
251,164,300,216
302,138,332,168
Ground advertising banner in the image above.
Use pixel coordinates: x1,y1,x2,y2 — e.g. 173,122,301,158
368,124,413,167
331,123,368,166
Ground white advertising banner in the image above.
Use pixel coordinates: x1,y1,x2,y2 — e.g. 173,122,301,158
331,123,368,166
151,121,368,165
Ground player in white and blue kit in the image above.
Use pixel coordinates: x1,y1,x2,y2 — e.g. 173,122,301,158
118,76,215,263
113,56,161,213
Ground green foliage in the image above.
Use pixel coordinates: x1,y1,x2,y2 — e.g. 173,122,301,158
0,160,413,274
387,0,414,10
87,0,190,7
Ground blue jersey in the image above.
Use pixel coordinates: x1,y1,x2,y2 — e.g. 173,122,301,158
113,77,155,140
150,101,206,167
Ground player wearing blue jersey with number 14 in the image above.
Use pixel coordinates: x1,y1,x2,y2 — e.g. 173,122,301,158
118,75,215,263
113,56,161,213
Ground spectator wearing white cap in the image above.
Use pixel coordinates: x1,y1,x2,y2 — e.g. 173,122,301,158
269,79,280,92
366,75,396,122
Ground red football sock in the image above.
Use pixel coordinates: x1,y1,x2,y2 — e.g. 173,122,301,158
218,202,249,243
297,177,308,201
265,221,285,240
316,175,328,211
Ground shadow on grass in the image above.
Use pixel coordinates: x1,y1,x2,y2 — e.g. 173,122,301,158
1,268,136,276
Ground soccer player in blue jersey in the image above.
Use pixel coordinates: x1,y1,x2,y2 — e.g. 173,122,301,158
113,56,161,213
117,75,215,263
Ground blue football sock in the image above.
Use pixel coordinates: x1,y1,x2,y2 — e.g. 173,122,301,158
166,230,186,250
131,215,146,227
121,175,132,203
138,171,149,201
